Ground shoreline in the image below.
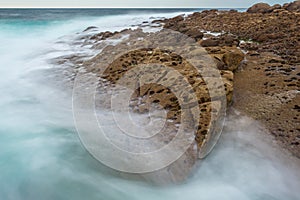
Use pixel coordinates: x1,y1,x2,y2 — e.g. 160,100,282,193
51,2,299,179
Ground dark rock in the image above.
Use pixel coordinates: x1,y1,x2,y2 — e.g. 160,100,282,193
164,15,184,29
223,35,240,46
83,26,98,32
152,19,164,24
247,51,260,56
271,4,282,11
200,39,219,47
254,34,269,42
247,3,272,13
283,1,300,12
90,31,114,40
185,28,204,41
214,57,226,70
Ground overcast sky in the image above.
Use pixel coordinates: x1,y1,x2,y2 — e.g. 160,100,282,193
0,0,294,8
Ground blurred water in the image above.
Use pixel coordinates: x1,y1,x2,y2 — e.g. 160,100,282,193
0,9,299,200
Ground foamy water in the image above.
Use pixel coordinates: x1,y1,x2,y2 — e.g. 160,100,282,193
0,9,299,200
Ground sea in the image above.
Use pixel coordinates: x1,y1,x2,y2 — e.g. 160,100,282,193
0,8,299,200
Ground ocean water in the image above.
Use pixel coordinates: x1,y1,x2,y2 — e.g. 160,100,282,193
0,9,299,200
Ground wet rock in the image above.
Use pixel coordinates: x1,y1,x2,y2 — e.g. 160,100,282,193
90,31,115,40
83,26,98,32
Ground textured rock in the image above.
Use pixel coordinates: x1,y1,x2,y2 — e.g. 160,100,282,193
159,3,300,157
82,29,245,162
200,38,219,47
271,4,282,11
247,3,272,13
222,49,245,71
283,1,300,12
185,28,204,41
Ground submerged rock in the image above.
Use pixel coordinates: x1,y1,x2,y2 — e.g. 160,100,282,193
83,26,98,32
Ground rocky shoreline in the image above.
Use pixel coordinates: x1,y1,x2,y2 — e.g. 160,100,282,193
62,1,299,179
149,1,300,158
155,1,300,158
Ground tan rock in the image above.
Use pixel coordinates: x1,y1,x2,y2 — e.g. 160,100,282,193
222,49,244,71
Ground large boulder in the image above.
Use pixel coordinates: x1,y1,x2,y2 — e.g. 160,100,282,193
164,15,184,29
247,3,272,13
283,1,300,12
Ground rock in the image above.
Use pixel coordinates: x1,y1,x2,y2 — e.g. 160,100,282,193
213,56,226,70
90,31,114,40
200,39,220,47
247,3,272,13
222,49,244,71
164,15,184,29
283,1,300,12
83,26,98,32
271,4,282,11
229,9,238,13
185,28,204,41
222,35,240,46
254,32,284,42
152,19,164,24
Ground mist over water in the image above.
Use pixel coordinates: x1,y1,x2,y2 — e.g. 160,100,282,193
0,9,299,200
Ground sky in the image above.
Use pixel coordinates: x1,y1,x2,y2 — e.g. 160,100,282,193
0,0,294,8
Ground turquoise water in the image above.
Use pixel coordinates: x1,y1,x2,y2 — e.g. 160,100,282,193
0,9,299,200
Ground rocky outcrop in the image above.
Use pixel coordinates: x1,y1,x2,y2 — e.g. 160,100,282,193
73,27,245,182
84,28,244,150
158,2,300,158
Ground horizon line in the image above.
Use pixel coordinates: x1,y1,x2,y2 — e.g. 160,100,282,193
0,7,246,9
